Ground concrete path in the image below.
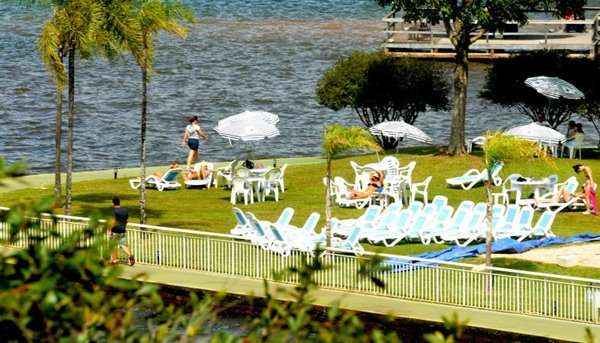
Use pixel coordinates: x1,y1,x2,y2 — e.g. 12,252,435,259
0,156,324,194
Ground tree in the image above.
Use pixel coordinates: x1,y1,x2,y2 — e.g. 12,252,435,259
481,133,548,267
481,51,598,129
374,0,582,155
129,0,194,224
317,52,449,149
39,17,67,207
322,125,381,246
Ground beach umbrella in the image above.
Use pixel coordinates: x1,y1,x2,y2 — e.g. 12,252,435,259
214,119,279,143
504,122,566,145
217,110,279,127
524,76,585,100
369,120,433,144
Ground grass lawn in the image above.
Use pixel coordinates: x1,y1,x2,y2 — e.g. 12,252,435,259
1,147,599,277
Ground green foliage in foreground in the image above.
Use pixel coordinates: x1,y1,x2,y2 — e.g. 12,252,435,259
0,149,599,277
0,202,471,342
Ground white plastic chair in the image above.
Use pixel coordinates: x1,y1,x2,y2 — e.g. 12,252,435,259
561,134,584,159
492,173,522,205
410,176,432,204
262,170,282,202
215,160,239,188
230,177,253,205
535,176,579,212
332,176,371,209
277,164,288,192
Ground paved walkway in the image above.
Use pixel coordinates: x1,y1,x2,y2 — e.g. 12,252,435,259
121,264,600,342
0,156,324,193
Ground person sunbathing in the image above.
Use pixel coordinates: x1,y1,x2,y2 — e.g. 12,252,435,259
349,171,384,199
154,162,179,178
184,161,211,181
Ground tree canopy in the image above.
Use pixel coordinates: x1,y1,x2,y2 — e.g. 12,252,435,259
317,52,448,148
480,51,599,129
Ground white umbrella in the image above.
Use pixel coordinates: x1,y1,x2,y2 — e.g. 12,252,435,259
524,76,584,100
369,120,433,144
217,110,279,127
214,119,279,143
504,122,566,145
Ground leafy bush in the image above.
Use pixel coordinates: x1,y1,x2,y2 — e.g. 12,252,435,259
316,52,449,149
480,51,599,130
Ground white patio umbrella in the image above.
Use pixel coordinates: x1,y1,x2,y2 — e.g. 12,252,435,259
524,76,585,100
504,122,566,145
369,120,433,144
214,119,279,143
217,110,279,127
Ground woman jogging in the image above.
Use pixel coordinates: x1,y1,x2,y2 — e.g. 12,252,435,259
182,115,208,169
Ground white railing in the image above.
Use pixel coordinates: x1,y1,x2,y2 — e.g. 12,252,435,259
0,212,599,325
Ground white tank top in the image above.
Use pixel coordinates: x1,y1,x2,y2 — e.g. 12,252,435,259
187,124,200,140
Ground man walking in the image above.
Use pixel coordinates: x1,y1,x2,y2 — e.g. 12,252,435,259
109,196,135,266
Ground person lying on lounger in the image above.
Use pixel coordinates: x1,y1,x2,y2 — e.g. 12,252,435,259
349,171,384,199
184,161,211,181
154,162,179,178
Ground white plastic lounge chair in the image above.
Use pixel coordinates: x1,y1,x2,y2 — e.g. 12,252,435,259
267,225,293,256
184,162,214,189
366,208,410,243
495,206,535,241
410,176,432,204
375,210,415,247
408,201,424,216
230,177,253,205
516,210,557,240
439,201,474,243
331,227,364,254
419,205,454,245
403,214,429,241
230,207,253,236
535,176,579,212
331,205,383,237
446,162,504,190
492,205,521,239
332,176,371,209
397,161,416,186
358,202,402,240
431,195,448,210
274,207,295,228
129,168,182,191
245,213,273,250
454,205,487,247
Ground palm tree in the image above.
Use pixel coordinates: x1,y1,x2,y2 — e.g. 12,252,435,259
39,16,67,206
130,0,194,224
37,0,103,213
322,125,381,246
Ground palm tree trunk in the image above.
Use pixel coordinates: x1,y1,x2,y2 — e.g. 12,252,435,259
65,47,75,215
54,81,63,207
448,46,468,155
139,46,148,224
325,157,332,247
485,167,494,267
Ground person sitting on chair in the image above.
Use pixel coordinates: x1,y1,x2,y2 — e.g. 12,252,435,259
184,161,210,181
573,164,597,215
349,171,384,199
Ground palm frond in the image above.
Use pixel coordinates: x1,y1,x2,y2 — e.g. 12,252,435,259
38,20,66,90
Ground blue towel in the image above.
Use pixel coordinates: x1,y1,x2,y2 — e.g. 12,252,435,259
385,233,600,271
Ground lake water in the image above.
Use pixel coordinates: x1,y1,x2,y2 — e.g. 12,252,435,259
0,1,597,172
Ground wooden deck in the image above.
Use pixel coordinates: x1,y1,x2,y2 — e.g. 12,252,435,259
382,13,600,60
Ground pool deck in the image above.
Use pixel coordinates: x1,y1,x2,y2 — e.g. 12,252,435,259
0,156,325,194
121,263,600,342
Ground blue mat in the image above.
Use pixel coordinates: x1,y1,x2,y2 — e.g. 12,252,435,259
384,233,600,271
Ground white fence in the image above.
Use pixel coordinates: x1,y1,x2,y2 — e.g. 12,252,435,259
0,212,599,325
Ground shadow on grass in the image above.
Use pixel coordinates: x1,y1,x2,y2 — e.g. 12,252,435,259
72,192,137,203
389,146,442,156
78,204,166,221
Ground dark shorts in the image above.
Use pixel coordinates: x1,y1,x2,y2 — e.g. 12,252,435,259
188,138,199,151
